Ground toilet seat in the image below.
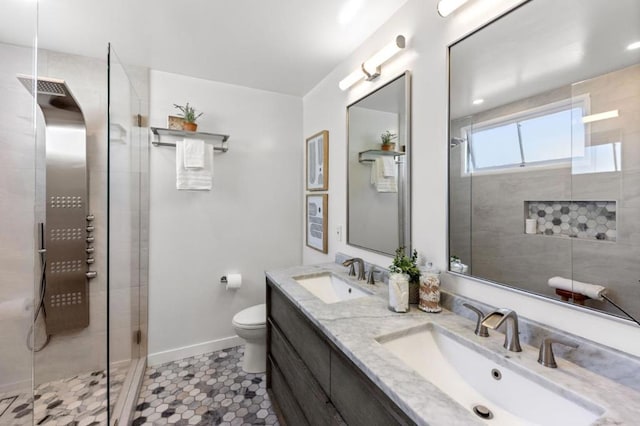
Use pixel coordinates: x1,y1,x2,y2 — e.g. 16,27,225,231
232,304,266,329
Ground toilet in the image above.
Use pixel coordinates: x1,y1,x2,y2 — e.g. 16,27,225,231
232,304,267,373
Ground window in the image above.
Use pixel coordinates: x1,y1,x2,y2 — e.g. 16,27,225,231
463,98,588,173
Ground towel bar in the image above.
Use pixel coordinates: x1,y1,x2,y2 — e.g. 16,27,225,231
150,127,230,152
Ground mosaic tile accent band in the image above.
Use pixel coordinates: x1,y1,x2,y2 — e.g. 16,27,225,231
526,201,617,241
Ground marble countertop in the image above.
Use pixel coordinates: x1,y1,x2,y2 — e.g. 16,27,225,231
266,262,640,426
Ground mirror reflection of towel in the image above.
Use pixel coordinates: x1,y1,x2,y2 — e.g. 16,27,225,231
371,157,397,193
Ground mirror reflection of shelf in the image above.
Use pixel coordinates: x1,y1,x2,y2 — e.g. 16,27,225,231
358,149,406,164
150,127,230,152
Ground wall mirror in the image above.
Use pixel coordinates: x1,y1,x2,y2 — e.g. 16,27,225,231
347,72,411,256
448,0,640,321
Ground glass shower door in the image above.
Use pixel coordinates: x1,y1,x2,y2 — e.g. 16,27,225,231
0,1,38,424
107,43,150,423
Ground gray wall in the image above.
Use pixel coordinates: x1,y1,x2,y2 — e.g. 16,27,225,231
450,64,640,318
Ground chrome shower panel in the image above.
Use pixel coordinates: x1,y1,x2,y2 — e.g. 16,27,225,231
19,75,92,333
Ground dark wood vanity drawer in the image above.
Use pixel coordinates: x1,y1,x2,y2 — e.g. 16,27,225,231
269,357,310,426
330,349,415,426
268,280,331,394
270,321,335,425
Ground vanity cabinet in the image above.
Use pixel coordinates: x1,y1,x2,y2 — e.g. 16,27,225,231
266,278,415,426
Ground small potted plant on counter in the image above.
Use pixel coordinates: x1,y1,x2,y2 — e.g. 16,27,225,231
173,102,203,132
389,247,421,305
380,130,397,151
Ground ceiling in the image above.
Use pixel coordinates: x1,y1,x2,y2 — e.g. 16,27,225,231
1,0,408,97
450,0,640,118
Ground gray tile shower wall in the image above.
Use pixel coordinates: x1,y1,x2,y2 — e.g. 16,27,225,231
527,201,616,241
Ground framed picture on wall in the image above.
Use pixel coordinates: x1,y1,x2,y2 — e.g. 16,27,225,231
306,194,328,253
306,130,329,191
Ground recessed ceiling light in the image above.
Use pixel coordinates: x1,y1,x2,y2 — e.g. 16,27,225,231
627,41,640,51
472,99,484,105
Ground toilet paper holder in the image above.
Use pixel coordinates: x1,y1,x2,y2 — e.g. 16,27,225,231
220,276,228,284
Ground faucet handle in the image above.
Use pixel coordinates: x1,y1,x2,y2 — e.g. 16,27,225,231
538,337,578,368
463,303,489,337
367,266,376,284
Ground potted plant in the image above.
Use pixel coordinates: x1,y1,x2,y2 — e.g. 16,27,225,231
173,102,203,132
380,130,397,151
389,247,420,304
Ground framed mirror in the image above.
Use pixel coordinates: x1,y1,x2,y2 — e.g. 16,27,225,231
448,0,640,321
347,72,411,256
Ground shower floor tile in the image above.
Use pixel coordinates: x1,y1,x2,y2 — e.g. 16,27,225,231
132,346,279,426
0,367,126,425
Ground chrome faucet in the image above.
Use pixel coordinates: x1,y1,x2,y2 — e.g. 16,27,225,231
481,308,522,352
538,337,578,368
342,258,365,280
463,303,489,337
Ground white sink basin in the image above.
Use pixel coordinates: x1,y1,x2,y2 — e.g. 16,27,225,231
377,324,603,425
293,273,372,304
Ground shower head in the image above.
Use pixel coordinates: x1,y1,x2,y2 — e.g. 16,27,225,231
16,74,84,120
450,137,466,148
17,75,69,97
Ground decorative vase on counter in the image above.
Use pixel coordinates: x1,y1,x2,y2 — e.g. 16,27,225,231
419,266,442,313
388,272,409,313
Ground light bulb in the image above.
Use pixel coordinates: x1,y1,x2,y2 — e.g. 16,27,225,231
362,36,406,75
437,0,470,17
339,68,364,91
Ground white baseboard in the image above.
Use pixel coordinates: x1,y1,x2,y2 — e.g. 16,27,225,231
147,335,243,367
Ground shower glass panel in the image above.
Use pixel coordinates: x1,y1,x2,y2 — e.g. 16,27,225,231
570,64,640,320
0,2,37,424
107,44,150,422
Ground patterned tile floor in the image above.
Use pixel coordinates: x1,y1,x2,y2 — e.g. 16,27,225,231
0,367,126,425
132,346,279,426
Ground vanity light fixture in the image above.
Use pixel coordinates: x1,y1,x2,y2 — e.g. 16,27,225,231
338,35,406,91
472,98,484,105
437,0,470,17
627,41,640,51
582,109,619,124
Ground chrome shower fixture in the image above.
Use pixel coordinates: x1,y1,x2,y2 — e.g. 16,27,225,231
18,74,96,334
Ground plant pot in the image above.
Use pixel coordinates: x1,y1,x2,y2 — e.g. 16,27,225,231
182,122,197,132
381,143,395,151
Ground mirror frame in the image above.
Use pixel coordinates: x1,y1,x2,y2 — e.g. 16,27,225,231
346,71,412,256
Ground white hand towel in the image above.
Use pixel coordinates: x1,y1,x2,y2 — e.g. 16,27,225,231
371,158,397,193
548,276,607,300
381,156,396,177
183,138,205,169
176,141,214,191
